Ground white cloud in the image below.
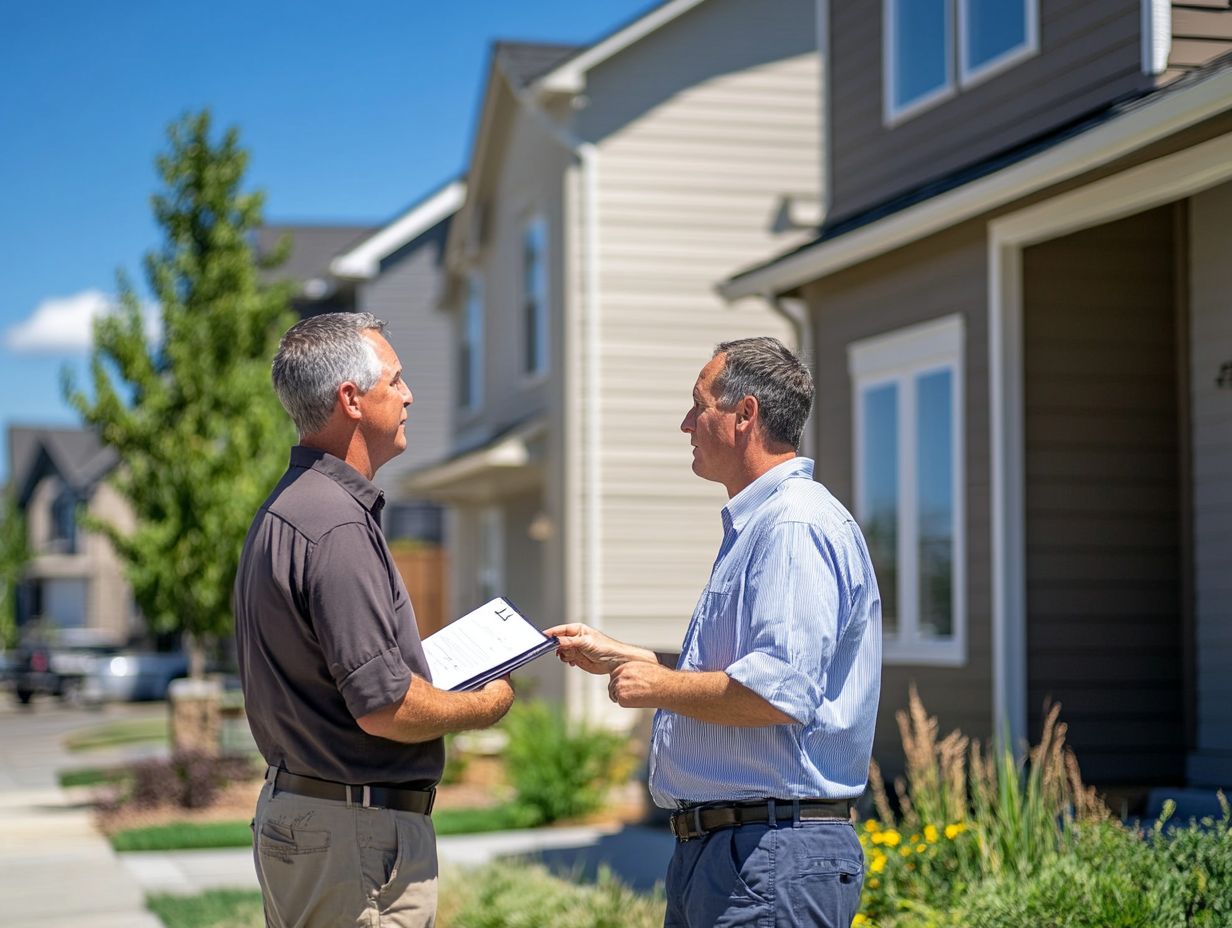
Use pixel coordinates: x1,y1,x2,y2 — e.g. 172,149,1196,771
6,290,160,353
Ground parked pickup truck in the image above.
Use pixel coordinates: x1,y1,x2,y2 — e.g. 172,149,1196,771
8,633,187,706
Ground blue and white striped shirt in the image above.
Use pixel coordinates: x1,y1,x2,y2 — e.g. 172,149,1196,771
648,457,882,808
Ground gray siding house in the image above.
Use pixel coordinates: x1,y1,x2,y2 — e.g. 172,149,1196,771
406,0,823,724
722,0,1232,797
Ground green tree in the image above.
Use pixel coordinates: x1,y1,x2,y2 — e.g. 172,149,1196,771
0,490,30,650
66,109,296,674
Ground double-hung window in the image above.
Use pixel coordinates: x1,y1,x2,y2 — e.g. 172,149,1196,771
849,315,965,665
884,0,1037,122
522,216,549,378
459,272,484,411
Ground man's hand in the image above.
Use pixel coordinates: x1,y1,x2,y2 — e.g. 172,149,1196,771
357,674,515,743
608,661,674,708
479,676,515,719
544,623,658,675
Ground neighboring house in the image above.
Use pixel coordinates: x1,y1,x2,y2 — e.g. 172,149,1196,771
405,0,822,723
8,426,137,642
258,183,465,631
720,0,1232,794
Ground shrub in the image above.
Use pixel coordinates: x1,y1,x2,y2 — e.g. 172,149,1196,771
127,751,259,810
439,862,664,928
499,700,627,826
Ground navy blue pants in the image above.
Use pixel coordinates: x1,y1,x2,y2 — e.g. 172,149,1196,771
663,819,863,928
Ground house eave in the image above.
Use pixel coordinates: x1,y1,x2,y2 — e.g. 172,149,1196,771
331,181,465,280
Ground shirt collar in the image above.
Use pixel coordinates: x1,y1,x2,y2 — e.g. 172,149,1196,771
721,456,814,534
289,445,386,515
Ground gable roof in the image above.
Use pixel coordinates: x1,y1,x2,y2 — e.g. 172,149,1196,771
493,41,583,89
720,52,1232,301
8,426,117,507
330,179,465,281
255,225,377,290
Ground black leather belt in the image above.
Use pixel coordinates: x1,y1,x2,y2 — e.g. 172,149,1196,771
269,768,435,815
669,798,853,841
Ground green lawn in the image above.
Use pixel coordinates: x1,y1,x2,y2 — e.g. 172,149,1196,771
64,716,168,753
59,766,131,788
110,802,541,852
147,890,264,928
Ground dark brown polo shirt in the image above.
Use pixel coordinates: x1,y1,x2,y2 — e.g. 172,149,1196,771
234,446,443,785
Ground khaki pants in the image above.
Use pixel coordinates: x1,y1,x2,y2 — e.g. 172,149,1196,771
252,778,438,928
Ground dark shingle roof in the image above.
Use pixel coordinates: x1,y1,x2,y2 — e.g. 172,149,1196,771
7,425,117,505
493,41,584,88
255,225,377,284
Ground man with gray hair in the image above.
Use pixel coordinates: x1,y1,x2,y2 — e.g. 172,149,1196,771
548,337,881,928
235,312,514,928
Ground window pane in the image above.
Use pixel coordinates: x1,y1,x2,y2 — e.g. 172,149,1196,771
965,0,1027,71
523,219,548,374
891,0,950,111
916,370,953,638
863,384,899,634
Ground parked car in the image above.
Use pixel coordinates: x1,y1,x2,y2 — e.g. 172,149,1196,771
8,629,187,705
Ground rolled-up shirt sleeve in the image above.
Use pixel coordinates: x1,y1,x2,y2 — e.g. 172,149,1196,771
724,521,843,725
306,522,413,719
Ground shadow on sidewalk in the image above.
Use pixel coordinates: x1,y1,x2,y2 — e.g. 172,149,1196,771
516,824,676,893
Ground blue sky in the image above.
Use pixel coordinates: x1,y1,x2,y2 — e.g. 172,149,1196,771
0,0,647,481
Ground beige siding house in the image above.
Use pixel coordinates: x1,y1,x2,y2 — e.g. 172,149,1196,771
407,0,821,724
9,427,138,642
722,0,1232,800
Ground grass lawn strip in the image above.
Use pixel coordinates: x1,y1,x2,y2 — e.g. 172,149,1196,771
147,889,264,928
64,716,168,753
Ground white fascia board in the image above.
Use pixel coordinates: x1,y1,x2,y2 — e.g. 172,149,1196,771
1142,0,1172,77
330,181,465,280
719,66,1232,301
535,0,711,94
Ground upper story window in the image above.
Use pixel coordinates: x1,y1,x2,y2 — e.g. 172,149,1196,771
884,0,1037,124
459,272,484,411
50,488,78,555
849,315,965,666
522,215,549,378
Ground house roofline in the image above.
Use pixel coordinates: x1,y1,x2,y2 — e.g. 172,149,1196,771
719,63,1232,301
534,0,710,94
330,179,465,280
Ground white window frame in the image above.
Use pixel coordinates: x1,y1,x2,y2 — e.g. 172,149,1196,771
460,271,484,413
522,214,550,381
849,314,966,666
883,0,1038,125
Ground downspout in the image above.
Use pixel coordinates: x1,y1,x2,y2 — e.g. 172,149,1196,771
516,88,604,722
766,294,817,459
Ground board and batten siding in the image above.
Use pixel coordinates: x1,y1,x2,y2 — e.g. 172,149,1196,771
569,0,820,654
1022,205,1185,785
361,218,455,486
828,0,1148,224
1187,180,1232,787
800,221,992,778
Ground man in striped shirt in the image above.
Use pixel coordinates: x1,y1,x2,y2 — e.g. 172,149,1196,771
547,336,882,928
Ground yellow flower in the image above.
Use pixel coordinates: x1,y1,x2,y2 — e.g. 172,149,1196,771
899,846,911,857
915,843,927,853
944,823,967,840
853,915,869,927
870,853,887,874
868,878,881,889
923,824,939,843
880,830,901,847
864,819,881,833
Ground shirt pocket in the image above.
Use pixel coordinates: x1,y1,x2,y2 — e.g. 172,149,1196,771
692,576,740,669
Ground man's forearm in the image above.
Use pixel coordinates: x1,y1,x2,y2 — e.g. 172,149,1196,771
358,675,513,743
609,663,798,727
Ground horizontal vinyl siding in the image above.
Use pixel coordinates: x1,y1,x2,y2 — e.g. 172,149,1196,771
801,222,992,779
1168,3,1232,78
361,220,455,487
829,0,1147,222
573,0,819,645
1022,205,1185,785
1188,180,1232,782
